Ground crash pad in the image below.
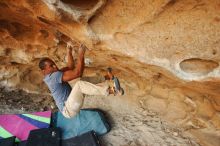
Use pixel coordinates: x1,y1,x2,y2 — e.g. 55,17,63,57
52,109,110,140
0,111,51,142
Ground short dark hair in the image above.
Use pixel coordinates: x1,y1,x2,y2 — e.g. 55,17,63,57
39,57,52,70
107,67,112,73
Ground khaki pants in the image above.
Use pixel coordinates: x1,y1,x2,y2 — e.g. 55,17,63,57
62,80,109,118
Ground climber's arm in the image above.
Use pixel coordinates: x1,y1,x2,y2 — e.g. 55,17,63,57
60,42,75,72
62,47,85,82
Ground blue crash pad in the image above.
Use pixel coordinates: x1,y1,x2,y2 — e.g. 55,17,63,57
52,109,110,140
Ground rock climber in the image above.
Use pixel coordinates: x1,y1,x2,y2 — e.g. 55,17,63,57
39,42,123,118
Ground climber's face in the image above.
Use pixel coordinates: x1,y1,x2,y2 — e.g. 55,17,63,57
43,60,58,75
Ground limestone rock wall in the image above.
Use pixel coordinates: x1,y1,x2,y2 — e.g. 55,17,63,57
89,0,220,80
0,0,219,145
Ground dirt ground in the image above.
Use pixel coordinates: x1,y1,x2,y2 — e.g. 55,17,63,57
0,87,56,114
0,88,200,146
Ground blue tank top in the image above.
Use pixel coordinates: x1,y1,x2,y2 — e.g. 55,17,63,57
43,71,72,111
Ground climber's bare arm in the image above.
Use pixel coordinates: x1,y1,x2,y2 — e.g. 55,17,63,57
60,42,75,72
62,47,85,82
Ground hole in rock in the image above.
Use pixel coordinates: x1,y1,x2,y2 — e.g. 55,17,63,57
10,61,20,65
0,20,31,40
212,49,217,55
39,29,49,38
10,22,31,38
5,48,12,56
0,19,11,31
61,0,99,10
0,2,9,8
166,0,177,7
180,58,219,75
26,44,32,50
37,16,51,25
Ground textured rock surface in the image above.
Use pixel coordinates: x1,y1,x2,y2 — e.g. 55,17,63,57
0,0,220,145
